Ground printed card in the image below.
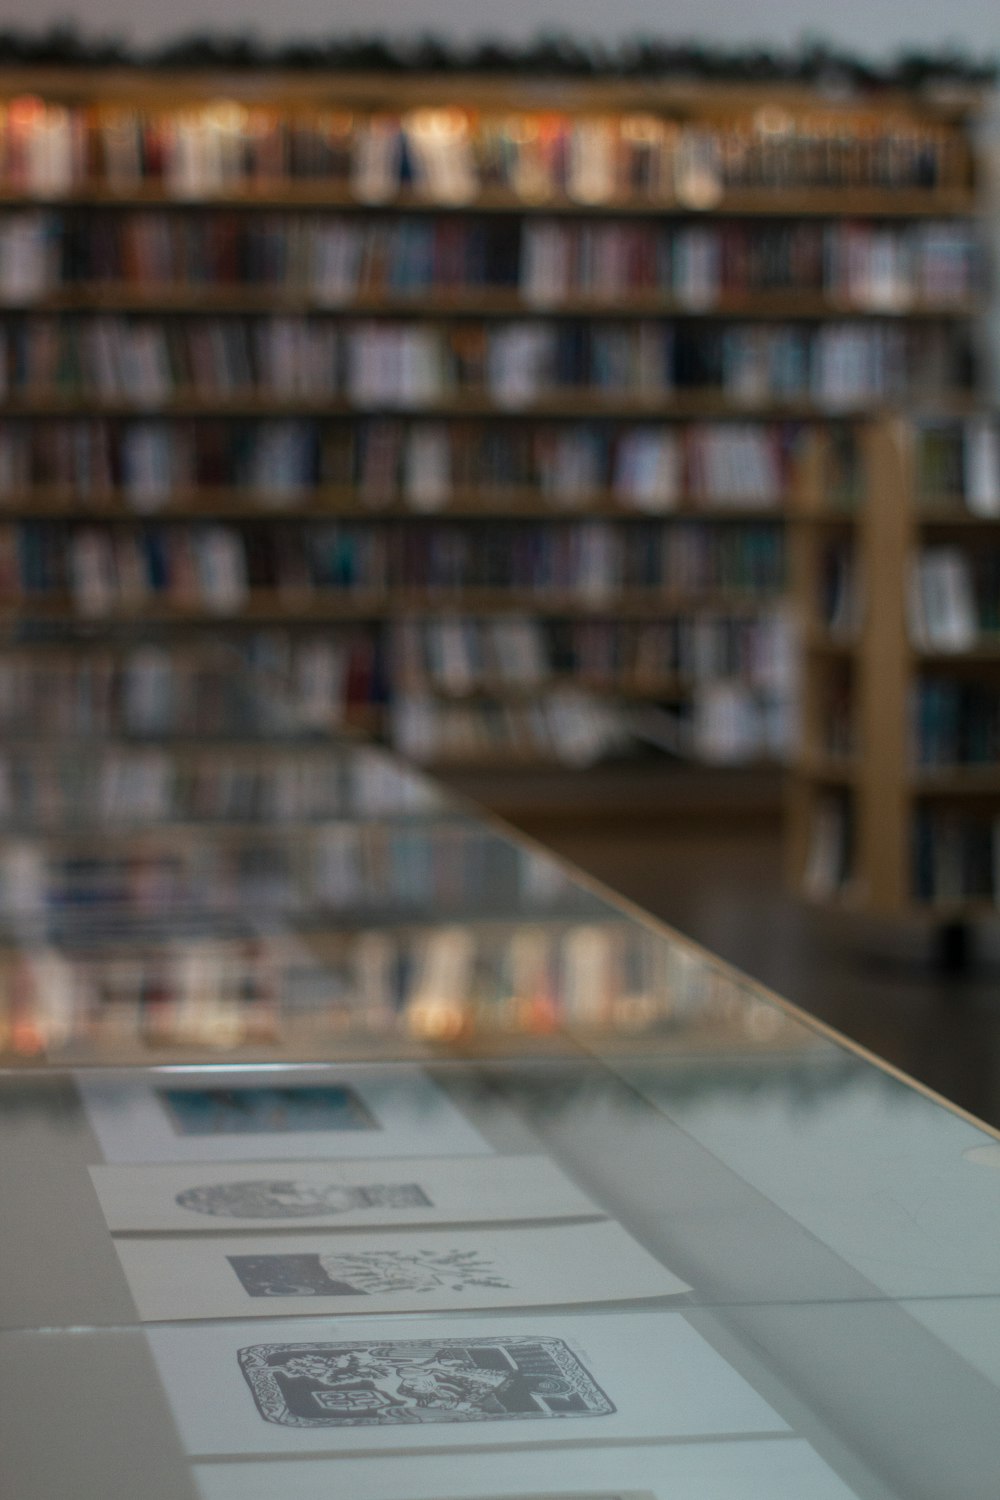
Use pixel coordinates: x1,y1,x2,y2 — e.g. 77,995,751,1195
147,1311,788,1454
89,1155,602,1233
195,1438,860,1500
113,1221,688,1321
77,1066,489,1162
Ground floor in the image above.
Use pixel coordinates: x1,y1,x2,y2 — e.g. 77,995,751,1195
510,815,1000,1132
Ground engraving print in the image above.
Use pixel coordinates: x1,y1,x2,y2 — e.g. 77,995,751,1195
238,1336,615,1427
227,1248,513,1298
157,1085,378,1136
175,1179,431,1219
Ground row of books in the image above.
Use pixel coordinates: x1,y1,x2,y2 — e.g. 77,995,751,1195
0,314,967,405
0,822,568,918
916,417,1000,514
390,690,633,767
909,546,1000,652
2,519,786,614
388,611,795,695
912,810,1000,903
2,918,710,1056
689,680,792,764
0,211,979,307
809,801,1000,907
0,416,807,509
0,607,796,753
808,673,1000,781
815,544,1000,651
393,679,791,768
0,99,965,199
0,746,447,828
817,674,1000,769
527,218,976,309
912,679,1000,767
0,638,388,737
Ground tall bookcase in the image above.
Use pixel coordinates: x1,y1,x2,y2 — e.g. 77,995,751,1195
788,412,1000,930
0,67,985,795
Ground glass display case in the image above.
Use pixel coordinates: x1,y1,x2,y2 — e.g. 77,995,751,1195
2,643,1000,1499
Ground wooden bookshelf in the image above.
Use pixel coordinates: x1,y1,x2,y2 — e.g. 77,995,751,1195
0,66,985,781
787,413,1000,921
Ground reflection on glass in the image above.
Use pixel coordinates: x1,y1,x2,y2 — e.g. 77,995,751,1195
0,636,820,1065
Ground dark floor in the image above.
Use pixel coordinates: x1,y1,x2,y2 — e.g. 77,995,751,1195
514,817,1000,1131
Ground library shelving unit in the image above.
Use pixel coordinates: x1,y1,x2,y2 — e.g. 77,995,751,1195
787,413,1000,940
0,66,986,804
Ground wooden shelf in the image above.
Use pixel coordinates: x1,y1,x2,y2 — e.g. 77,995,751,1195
916,502,1000,526
395,675,692,702
916,639,1000,662
0,391,934,419
0,730,378,749
793,753,858,785
802,624,859,655
0,587,784,625
912,766,1000,795
0,812,474,841
0,486,786,521
0,65,980,117
787,507,860,526
0,183,976,218
4,285,980,320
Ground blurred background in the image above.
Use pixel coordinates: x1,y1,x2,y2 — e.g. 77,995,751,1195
1,0,1000,1125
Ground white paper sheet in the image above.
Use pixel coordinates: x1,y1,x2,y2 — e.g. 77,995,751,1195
77,1066,489,1163
195,1438,860,1500
89,1154,602,1233
114,1220,689,1321
147,1310,788,1455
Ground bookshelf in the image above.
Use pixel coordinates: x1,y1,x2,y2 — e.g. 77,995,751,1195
788,413,1000,924
0,67,985,781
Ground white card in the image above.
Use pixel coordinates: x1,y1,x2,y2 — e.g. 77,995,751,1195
195,1437,859,1500
77,1067,489,1163
114,1221,689,1321
89,1154,602,1233
147,1310,788,1455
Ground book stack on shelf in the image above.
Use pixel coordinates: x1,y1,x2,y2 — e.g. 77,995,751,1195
0,71,984,788
789,414,1000,916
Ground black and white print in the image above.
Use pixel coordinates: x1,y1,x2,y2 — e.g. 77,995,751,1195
147,1311,788,1454
239,1336,615,1428
89,1154,602,1233
114,1220,689,1321
227,1248,512,1298
176,1179,432,1220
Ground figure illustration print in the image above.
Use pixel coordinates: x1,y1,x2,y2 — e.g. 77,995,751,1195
239,1336,615,1427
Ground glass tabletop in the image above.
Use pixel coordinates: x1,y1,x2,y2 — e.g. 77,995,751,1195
2,638,1000,1498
